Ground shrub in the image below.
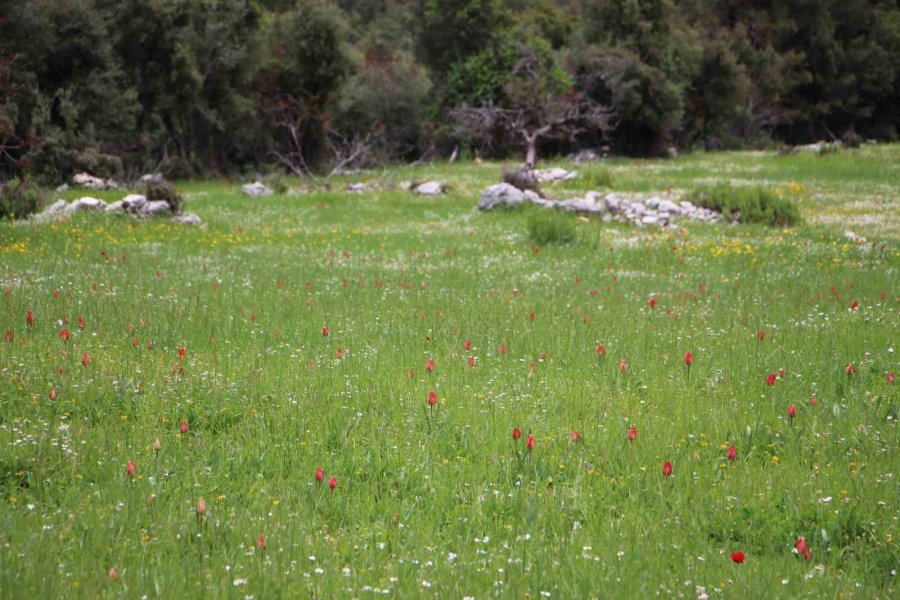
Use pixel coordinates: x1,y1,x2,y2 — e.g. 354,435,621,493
527,208,576,245
503,169,542,196
142,180,182,214
0,178,45,219
685,184,801,226
556,167,612,191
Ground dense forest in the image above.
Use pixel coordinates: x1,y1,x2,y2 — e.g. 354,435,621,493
1,0,898,182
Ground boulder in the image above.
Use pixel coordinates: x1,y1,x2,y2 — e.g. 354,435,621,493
139,173,165,184
55,183,69,193
524,190,553,207
43,199,68,215
478,183,525,211
347,183,368,193
415,181,443,196
172,213,202,225
64,197,107,212
105,200,125,212
142,200,170,216
557,198,604,214
72,172,117,190
242,181,273,197
398,181,413,191
121,194,147,213
533,168,577,183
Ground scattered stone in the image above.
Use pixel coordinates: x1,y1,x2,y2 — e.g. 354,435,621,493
72,172,118,190
172,213,202,225
398,181,413,191
414,181,443,196
121,194,147,213
533,168,577,183
567,149,602,163
42,199,68,215
105,200,124,212
139,173,165,184
55,183,69,193
347,183,368,193
478,183,525,210
524,190,553,207
142,200,170,216
65,197,107,212
242,181,273,197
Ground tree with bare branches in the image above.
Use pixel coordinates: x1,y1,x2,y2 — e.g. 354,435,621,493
451,43,614,168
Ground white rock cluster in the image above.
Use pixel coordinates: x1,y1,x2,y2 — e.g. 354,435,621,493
36,193,201,225
242,181,273,197
479,185,720,227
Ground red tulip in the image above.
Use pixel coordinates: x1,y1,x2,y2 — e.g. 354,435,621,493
649,298,656,309
126,460,136,478
322,326,329,337
336,346,344,359
26,309,34,327
889,372,895,383
512,288,519,297
257,535,266,550
180,420,189,434
845,362,857,377
328,476,336,490
662,460,673,477
570,429,581,442
49,390,57,400
5,329,12,342
526,434,535,450
683,351,693,366
795,537,811,559
850,300,859,310
757,330,765,341
727,444,736,461
63,315,69,324
108,567,118,581
628,425,637,441
427,390,437,406
596,344,606,357
132,337,139,348
809,395,817,406
315,467,324,483
146,342,153,350
468,355,475,367
59,327,69,342
766,373,777,387
730,551,745,564
196,497,206,517
528,311,535,322
426,358,435,373
780,368,786,378
788,403,797,420
512,427,522,441
464,339,471,351
52,289,59,298
498,343,507,355
77,315,85,329
81,352,91,366
619,359,627,374
177,346,185,359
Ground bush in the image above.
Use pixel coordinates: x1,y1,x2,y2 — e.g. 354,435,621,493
141,180,182,214
0,178,45,219
685,184,801,226
527,209,577,245
503,169,542,196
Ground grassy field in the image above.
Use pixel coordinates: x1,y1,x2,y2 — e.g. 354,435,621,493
1,145,898,598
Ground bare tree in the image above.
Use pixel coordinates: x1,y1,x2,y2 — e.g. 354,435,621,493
451,46,614,169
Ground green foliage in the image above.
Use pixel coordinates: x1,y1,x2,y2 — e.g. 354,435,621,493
142,180,183,214
0,177,45,219
685,184,801,226
527,208,577,245
556,166,612,191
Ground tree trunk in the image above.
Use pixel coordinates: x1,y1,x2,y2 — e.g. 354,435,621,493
525,137,537,169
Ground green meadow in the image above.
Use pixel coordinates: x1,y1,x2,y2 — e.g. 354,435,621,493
1,145,898,598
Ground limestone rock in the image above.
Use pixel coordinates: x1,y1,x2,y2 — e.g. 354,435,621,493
242,181,273,197
478,183,525,210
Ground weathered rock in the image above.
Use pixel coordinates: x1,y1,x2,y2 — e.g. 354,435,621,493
142,200,170,216
524,190,553,207
398,181,413,191
478,183,525,210
139,173,165,184
42,199,68,215
415,181,443,196
105,200,125,212
73,172,118,190
568,149,601,163
242,181,273,197
533,168,577,183
557,198,604,214
65,197,107,212
121,194,147,213
657,199,681,214
55,183,69,193
172,213,202,225
347,183,368,193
